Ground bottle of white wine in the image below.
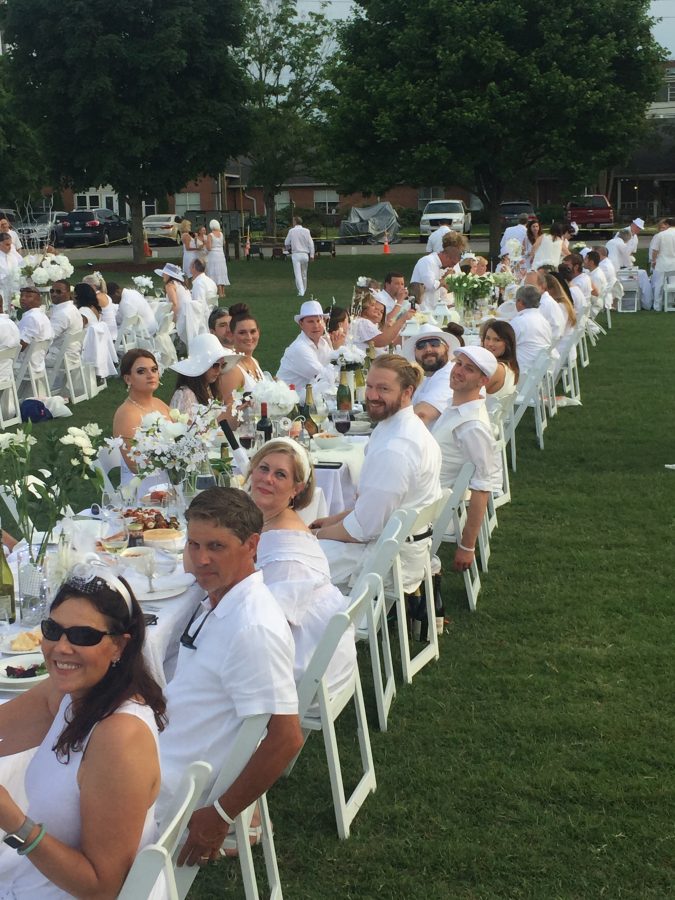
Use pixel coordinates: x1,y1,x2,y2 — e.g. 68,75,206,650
0,517,17,624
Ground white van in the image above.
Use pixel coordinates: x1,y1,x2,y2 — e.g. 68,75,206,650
419,200,471,240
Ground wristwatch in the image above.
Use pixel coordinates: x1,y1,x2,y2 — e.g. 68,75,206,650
3,816,37,850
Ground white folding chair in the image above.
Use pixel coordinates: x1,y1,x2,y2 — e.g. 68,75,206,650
14,339,52,400
663,273,675,312
0,345,21,428
46,331,88,404
154,307,178,371
174,714,282,900
617,270,639,312
116,313,142,354
506,348,550,470
290,573,381,839
350,508,418,731
117,760,212,900
431,463,482,612
92,444,123,497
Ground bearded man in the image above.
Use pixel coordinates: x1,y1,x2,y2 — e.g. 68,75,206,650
401,325,460,426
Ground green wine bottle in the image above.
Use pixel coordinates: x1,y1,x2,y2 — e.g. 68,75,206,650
336,369,352,411
0,517,17,624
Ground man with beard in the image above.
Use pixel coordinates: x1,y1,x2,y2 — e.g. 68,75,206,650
401,324,460,426
432,347,502,573
311,354,442,592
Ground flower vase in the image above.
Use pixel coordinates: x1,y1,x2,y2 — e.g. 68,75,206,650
17,558,48,627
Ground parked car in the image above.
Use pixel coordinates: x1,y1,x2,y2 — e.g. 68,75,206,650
143,213,183,245
499,201,537,229
17,211,69,247
419,200,471,240
0,208,18,225
63,208,131,247
565,195,614,231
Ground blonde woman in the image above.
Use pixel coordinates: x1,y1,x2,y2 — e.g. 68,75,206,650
180,220,199,281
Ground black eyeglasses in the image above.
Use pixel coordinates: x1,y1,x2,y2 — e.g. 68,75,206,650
41,618,119,647
180,600,213,649
416,338,443,350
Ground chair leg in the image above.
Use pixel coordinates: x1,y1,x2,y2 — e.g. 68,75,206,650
259,794,283,899
365,587,396,731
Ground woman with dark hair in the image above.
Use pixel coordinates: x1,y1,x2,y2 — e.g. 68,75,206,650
524,220,541,268
248,439,356,693
74,282,118,379
480,318,519,417
531,222,564,270
325,305,350,350
113,349,172,486
169,331,238,420
216,304,264,408
0,565,166,898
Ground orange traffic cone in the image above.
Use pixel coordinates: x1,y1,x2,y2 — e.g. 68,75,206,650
383,232,390,254
143,239,151,258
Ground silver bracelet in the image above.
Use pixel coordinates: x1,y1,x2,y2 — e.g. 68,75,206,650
458,542,475,553
213,799,235,826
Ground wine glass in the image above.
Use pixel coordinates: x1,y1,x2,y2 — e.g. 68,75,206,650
314,394,329,431
333,410,351,435
99,511,129,564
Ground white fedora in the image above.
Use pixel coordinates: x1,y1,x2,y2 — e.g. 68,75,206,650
154,263,185,283
401,324,461,362
632,217,645,230
294,300,329,323
170,333,242,377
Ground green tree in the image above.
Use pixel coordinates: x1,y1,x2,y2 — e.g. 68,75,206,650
236,0,335,237
0,58,46,205
2,0,250,261
327,0,666,259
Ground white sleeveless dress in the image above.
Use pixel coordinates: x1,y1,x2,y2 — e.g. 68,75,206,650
206,232,230,286
0,697,161,900
531,234,563,270
99,296,118,342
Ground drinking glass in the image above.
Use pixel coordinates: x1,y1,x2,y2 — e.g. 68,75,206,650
333,410,351,435
100,511,130,563
314,395,329,431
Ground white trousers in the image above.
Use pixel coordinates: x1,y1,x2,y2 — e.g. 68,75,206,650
638,269,653,309
651,270,665,311
291,252,309,296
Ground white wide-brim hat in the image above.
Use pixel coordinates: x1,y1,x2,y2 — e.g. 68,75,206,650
402,324,461,362
453,346,498,378
632,218,645,230
294,299,329,324
154,263,185,283
170,333,243,377
374,289,395,314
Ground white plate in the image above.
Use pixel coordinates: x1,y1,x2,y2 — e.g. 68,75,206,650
138,585,192,602
126,572,196,603
347,421,372,435
0,653,48,689
0,634,42,655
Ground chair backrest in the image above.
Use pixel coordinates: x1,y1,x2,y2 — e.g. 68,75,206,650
350,507,418,597
14,338,51,384
204,713,272,805
431,464,475,556
0,344,20,365
93,443,123,496
0,345,20,390
116,759,212,900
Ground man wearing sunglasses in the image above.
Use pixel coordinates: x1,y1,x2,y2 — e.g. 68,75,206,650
158,488,302,868
401,324,460,426
45,280,82,389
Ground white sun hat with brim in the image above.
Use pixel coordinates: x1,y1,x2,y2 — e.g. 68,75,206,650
294,299,329,324
374,289,396,314
401,323,461,362
632,217,645,230
169,333,243,377
452,345,498,378
154,262,185,283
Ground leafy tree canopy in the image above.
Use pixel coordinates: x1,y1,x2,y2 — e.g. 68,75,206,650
235,0,335,235
2,0,250,257
327,0,666,255
0,57,46,205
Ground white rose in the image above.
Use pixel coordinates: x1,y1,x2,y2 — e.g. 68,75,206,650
31,268,49,285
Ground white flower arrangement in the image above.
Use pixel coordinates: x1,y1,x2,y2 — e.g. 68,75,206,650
336,342,366,371
132,275,155,295
129,407,220,484
250,377,299,415
491,271,515,289
356,276,369,288
20,252,75,286
505,238,523,261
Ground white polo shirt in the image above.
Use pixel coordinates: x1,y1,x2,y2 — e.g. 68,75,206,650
276,331,336,402
158,570,297,813
510,307,552,373
17,306,54,375
412,361,453,417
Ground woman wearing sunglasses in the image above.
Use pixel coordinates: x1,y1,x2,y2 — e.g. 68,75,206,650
0,566,166,898
168,332,240,421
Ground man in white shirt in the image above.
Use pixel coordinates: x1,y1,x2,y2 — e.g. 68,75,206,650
276,300,336,402
0,232,22,312
159,488,303,865
605,229,633,271
410,246,461,311
312,354,442,593
209,306,235,350
583,251,608,314
375,271,409,320
500,213,529,258
432,346,501,573
563,253,594,308
425,219,452,254
650,217,675,312
401,324,459,426
284,216,315,297
191,258,218,310
510,285,553,374
595,246,617,296
114,285,159,335
524,270,566,344
16,284,53,378
621,217,644,257
46,280,82,387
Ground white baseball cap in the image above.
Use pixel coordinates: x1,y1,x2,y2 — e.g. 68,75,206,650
453,346,498,378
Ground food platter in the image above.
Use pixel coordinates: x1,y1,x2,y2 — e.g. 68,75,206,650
0,653,48,689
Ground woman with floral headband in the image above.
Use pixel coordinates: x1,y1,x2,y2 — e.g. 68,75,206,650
0,565,166,899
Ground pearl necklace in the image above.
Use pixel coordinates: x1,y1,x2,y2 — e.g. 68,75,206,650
126,396,154,413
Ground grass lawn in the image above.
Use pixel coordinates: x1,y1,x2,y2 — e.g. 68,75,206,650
6,255,675,898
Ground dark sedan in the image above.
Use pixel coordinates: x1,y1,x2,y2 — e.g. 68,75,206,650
63,208,131,247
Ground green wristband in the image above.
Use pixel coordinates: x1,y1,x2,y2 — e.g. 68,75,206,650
17,825,46,857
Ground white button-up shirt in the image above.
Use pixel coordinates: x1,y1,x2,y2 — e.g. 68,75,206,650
47,300,82,366
652,227,675,273
510,307,552,373
191,272,218,308
118,289,159,335
412,361,453,417
284,224,315,256
0,313,20,381
500,223,527,257
432,399,501,493
599,257,617,291
538,291,566,345
276,331,336,402
410,253,448,311
426,226,451,254
17,306,54,374
606,236,633,270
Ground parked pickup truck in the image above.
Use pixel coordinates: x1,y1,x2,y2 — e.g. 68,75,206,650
565,195,614,231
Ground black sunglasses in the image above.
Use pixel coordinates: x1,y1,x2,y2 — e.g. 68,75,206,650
180,601,213,649
41,618,119,647
416,337,443,350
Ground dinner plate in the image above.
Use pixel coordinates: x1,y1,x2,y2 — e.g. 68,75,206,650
0,634,42,655
125,571,196,603
0,653,48,689
138,585,193,603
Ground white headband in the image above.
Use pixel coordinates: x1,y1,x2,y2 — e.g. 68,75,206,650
65,560,134,616
262,437,311,483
